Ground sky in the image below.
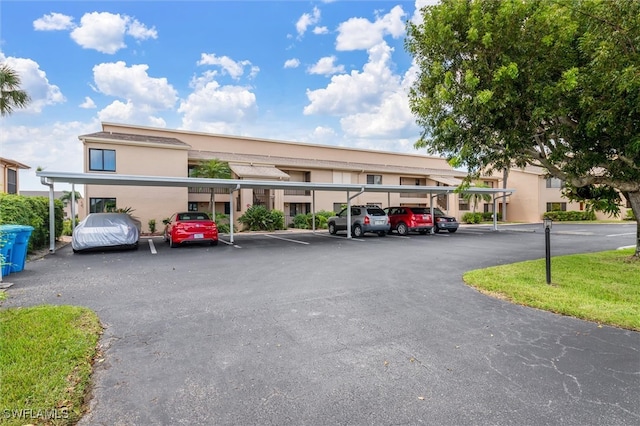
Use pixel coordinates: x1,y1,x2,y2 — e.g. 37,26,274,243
1,0,438,192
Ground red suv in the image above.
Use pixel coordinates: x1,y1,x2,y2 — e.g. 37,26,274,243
384,206,433,235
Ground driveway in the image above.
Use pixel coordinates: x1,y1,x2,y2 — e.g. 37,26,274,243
4,223,639,425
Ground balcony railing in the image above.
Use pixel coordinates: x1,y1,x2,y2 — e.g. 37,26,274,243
284,189,311,196
188,187,229,194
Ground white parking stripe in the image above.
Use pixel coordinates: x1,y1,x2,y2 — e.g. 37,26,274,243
608,232,636,237
314,233,365,241
266,234,310,245
148,239,157,254
218,239,241,248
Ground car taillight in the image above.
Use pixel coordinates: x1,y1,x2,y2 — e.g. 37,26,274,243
364,216,370,225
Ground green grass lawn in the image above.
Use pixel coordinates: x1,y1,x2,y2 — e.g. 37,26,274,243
464,248,640,331
0,305,101,425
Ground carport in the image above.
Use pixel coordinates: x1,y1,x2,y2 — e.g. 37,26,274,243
36,171,515,252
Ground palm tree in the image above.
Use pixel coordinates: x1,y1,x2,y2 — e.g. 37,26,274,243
59,190,83,207
190,159,232,215
462,182,492,213
0,64,30,116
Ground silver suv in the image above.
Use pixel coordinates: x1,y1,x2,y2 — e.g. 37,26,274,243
328,205,390,237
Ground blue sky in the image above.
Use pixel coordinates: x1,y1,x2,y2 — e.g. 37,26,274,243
1,0,436,191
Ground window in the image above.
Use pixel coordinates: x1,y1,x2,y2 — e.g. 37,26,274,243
458,193,469,211
90,198,116,213
546,202,567,212
6,169,17,194
546,177,563,188
289,203,310,216
188,202,199,211
89,149,116,172
367,174,382,185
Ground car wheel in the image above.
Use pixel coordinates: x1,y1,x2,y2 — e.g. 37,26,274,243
397,222,408,236
448,229,457,233
434,225,441,234
352,224,363,238
328,222,336,235
169,235,177,248
210,239,218,246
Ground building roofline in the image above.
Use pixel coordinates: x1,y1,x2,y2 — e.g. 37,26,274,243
0,157,30,169
100,122,446,161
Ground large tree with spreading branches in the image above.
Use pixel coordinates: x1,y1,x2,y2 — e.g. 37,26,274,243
406,0,639,256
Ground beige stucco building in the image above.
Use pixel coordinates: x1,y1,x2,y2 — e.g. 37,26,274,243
1,157,29,195
77,122,619,232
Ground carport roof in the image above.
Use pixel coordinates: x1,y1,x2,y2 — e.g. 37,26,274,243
36,171,514,195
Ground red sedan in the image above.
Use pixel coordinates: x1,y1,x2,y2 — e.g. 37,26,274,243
164,212,218,248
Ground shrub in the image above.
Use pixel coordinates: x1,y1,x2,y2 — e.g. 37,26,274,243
462,212,483,224
542,210,596,221
238,205,285,231
482,211,502,221
0,194,64,252
215,212,230,234
292,214,309,229
624,209,636,221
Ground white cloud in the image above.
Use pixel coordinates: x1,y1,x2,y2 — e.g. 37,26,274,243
411,0,441,24
126,18,158,40
284,58,300,69
307,126,339,145
0,53,65,114
92,61,177,109
296,7,321,37
178,72,258,134
304,43,397,115
33,12,74,31
307,56,345,76
1,120,98,190
69,12,156,54
336,5,407,51
313,26,329,35
198,54,259,80
304,43,419,140
79,97,96,109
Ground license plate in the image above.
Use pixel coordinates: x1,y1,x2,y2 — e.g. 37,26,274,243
375,220,385,225
194,233,204,239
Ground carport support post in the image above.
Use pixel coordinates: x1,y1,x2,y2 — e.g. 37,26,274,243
312,190,316,233
492,195,498,231
346,191,351,239
229,185,240,244
71,184,76,230
48,181,55,253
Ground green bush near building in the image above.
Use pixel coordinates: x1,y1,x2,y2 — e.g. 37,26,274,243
0,194,64,252
238,205,285,231
542,210,596,221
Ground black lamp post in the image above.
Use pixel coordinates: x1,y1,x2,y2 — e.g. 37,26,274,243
544,218,553,284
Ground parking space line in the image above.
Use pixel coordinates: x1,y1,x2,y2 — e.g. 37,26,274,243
608,232,635,237
148,239,157,254
266,234,310,245
219,239,241,248
315,233,366,242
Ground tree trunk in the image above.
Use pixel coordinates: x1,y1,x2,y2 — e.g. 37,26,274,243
625,190,640,257
210,191,216,218
502,168,509,222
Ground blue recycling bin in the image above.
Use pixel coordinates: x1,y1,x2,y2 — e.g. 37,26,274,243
7,225,34,273
0,226,18,276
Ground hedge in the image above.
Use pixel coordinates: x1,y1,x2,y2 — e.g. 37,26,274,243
542,210,596,221
0,194,64,252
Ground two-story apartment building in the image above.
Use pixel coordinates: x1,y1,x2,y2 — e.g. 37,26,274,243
77,122,624,232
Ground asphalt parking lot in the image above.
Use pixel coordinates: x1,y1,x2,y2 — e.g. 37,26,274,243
4,223,639,425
